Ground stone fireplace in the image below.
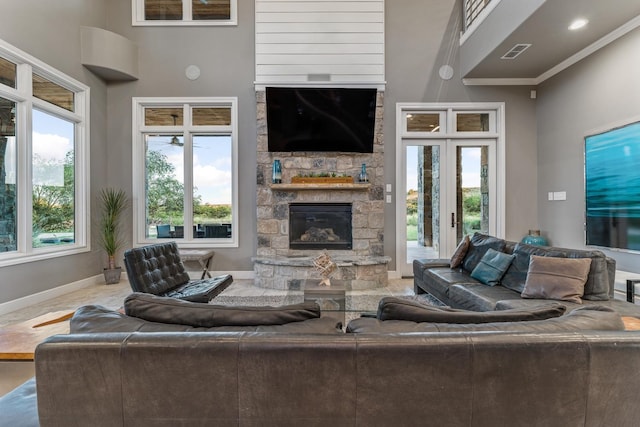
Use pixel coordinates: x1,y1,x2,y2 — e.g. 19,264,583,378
289,203,352,250
253,90,390,289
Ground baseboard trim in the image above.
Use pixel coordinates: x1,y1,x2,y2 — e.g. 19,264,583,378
387,270,402,280
0,274,110,317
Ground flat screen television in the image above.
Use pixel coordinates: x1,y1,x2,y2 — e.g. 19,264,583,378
585,120,640,251
265,87,376,153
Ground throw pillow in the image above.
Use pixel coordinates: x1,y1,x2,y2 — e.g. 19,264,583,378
521,255,592,304
450,235,470,268
470,248,515,286
376,296,567,323
124,292,321,327
461,233,507,272
501,243,568,293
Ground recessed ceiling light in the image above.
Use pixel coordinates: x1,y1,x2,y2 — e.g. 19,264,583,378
569,18,588,31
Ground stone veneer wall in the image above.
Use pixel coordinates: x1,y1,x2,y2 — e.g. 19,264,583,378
255,90,385,259
254,91,388,288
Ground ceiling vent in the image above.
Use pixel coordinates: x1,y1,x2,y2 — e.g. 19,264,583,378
501,44,531,60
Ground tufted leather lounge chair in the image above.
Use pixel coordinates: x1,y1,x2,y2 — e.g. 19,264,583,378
123,242,233,303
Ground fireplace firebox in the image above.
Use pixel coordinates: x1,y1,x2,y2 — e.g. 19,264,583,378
289,203,352,250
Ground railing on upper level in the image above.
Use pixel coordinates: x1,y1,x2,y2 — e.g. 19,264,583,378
463,0,493,32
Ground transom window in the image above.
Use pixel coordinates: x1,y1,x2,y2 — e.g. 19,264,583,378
132,0,237,26
132,98,238,248
0,38,90,266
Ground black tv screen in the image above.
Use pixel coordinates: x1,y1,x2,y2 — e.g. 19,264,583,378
266,87,376,153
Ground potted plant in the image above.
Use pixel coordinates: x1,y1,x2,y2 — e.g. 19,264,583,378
98,188,128,284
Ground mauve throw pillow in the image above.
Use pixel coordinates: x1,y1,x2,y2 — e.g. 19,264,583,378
450,235,470,268
521,255,592,304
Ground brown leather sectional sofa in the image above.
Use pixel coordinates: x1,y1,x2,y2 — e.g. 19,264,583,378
413,233,640,317
2,288,640,426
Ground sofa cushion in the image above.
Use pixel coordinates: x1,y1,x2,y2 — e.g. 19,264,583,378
521,256,591,304
501,243,569,293
574,253,610,301
450,235,470,268
495,296,640,317
376,297,566,323
0,378,39,427
420,267,480,301
124,292,321,327
462,233,507,273
71,305,343,334
470,248,515,286
123,242,190,296
448,283,522,311
347,305,624,334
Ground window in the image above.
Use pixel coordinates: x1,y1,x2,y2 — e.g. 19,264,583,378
132,0,237,26
0,39,90,266
132,98,238,248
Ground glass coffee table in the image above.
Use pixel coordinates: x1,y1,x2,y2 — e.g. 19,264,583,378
213,279,418,328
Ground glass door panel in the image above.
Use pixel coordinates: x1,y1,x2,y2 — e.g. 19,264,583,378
406,144,441,265
401,140,495,276
455,146,490,241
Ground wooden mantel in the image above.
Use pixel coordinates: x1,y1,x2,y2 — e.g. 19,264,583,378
270,183,371,191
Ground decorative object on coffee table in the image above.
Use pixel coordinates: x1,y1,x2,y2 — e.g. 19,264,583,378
521,229,548,246
313,250,337,286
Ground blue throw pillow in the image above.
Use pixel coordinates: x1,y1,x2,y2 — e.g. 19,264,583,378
470,248,515,286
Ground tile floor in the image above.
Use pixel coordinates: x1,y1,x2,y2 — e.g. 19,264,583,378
0,277,416,328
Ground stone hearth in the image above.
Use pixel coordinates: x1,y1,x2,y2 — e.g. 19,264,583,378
254,90,388,289
253,256,391,290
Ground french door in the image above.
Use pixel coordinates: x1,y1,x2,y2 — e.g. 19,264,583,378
396,104,505,277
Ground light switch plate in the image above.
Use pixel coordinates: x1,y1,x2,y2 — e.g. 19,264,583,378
553,191,567,201
385,195,392,203
386,184,392,192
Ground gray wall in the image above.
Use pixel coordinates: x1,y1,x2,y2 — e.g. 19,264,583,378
0,0,109,304
385,0,539,266
0,0,541,304
537,27,640,273
105,0,258,272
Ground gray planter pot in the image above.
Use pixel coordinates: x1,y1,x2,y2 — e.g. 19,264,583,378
103,267,122,285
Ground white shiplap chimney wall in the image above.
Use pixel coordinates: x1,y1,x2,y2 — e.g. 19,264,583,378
255,0,385,88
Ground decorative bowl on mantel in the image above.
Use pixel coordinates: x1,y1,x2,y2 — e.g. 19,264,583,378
291,176,354,184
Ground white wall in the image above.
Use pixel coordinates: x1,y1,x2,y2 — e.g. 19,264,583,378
255,0,384,86
537,26,640,272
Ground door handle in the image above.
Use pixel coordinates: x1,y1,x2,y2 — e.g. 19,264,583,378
451,213,455,228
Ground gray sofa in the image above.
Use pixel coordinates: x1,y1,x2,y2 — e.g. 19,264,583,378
413,233,640,317
3,293,640,426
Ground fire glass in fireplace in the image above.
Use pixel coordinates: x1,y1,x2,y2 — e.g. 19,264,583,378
289,203,352,250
